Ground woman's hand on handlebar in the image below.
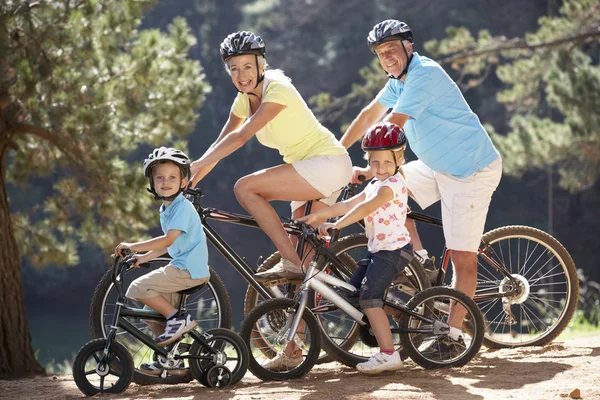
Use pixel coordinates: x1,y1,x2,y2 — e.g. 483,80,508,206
190,160,209,187
351,166,372,184
297,213,327,229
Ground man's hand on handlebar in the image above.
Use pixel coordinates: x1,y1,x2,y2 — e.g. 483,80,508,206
351,166,372,184
297,213,327,229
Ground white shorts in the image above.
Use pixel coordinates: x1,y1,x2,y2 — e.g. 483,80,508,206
404,157,502,252
290,154,353,213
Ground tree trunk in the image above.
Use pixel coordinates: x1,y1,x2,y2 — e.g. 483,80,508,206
0,123,45,379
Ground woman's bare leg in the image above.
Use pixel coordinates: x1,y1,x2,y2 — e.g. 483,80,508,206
234,164,324,265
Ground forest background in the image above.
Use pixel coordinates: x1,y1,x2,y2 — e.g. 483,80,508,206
1,0,598,376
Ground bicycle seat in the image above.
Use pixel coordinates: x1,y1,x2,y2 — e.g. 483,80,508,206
177,283,206,296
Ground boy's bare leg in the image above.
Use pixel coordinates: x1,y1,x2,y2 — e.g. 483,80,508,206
141,295,177,336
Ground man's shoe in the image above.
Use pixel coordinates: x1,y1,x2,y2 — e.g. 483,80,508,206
254,259,305,283
155,312,197,347
421,335,466,360
262,352,302,371
422,257,439,284
356,351,403,374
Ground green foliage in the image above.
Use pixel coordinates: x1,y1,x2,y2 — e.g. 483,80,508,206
2,1,209,267
424,0,600,193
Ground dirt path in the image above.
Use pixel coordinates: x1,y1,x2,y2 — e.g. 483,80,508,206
3,336,599,400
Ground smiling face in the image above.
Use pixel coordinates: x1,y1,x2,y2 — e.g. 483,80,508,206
368,150,398,181
152,162,186,199
375,40,412,79
226,54,264,93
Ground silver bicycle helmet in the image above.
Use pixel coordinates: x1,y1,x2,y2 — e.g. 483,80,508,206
220,31,266,62
143,147,192,200
367,20,414,80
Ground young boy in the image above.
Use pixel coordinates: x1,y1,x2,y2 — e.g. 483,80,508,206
115,147,209,375
300,122,412,374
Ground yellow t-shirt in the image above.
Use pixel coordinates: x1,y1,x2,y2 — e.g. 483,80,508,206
230,71,347,164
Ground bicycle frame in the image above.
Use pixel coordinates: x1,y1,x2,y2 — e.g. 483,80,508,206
102,261,225,368
286,237,443,342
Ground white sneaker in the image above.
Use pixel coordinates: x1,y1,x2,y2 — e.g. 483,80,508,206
262,352,302,371
356,351,403,374
155,312,197,347
254,259,305,283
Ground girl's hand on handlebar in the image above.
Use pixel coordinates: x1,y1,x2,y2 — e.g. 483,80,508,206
317,222,336,237
351,166,372,184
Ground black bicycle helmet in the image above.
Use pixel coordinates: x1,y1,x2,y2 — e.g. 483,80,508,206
368,20,414,80
143,147,192,201
220,31,266,62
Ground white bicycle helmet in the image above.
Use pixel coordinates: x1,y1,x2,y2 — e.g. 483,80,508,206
143,147,192,200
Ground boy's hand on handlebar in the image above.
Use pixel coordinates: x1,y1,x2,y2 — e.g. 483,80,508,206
351,166,372,184
115,243,134,257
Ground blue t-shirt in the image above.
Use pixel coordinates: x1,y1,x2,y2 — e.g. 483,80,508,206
159,193,209,279
376,52,499,178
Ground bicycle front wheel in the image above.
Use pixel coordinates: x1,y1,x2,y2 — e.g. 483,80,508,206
475,225,579,348
239,298,321,381
89,258,232,385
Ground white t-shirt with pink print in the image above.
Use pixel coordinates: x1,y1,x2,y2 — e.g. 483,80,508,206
362,173,411,253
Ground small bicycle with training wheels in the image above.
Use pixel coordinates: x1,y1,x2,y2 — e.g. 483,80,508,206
239,222,484,381
72,251,249,396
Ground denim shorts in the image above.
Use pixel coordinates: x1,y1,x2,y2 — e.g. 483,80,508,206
357,244,414,309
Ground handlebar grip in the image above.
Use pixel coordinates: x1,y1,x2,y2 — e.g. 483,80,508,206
121,248,132,257
357,175,366,182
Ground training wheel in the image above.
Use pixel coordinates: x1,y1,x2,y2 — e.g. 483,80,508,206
205,365,232,388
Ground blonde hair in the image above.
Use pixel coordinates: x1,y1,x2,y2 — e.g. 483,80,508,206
224,56,291,83
364,146,407,181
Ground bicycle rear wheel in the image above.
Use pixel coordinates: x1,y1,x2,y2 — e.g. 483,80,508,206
401,286,484,369
475,225,579,348
89,258,232,385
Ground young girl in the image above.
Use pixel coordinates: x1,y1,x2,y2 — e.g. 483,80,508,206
300,122,413,374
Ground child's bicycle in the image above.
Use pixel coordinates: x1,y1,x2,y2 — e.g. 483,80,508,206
238,222,484,381
72,251,249,396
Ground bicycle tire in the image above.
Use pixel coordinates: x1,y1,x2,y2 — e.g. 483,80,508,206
401,286,484,369
474,225,579,348
239,298,321,381
72,338,134,396
189,328,249,387
89,258,232,385
315,234,431,367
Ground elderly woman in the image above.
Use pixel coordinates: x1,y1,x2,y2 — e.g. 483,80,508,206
190,31,352,283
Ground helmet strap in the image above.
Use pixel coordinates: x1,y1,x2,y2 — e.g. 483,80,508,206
387,41,413,80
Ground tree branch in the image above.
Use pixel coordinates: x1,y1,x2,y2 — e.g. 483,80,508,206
438,27,600,65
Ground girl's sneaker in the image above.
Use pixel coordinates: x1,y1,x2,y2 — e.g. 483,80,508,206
140,358,186,376
262,352,302,371
356,351,403,374
155,312,197,347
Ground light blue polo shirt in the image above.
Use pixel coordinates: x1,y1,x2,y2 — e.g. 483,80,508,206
376,52,499,178
159,193,209,279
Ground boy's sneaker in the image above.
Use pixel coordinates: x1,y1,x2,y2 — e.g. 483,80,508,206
254,259,305,283
140,358,186,376
155,312,197,347
421,335,466,360
262,352,302,371
356,351,403,374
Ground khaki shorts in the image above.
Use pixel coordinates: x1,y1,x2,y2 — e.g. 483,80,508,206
404,158,502,252
290,154,353,213
126,264,209,308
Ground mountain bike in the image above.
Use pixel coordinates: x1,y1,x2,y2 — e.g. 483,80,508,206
73,252,248,396
239,223,484,381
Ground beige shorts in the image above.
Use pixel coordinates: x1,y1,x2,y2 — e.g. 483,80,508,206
290,153,353,213
404,158,502,252
126,264,209,308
